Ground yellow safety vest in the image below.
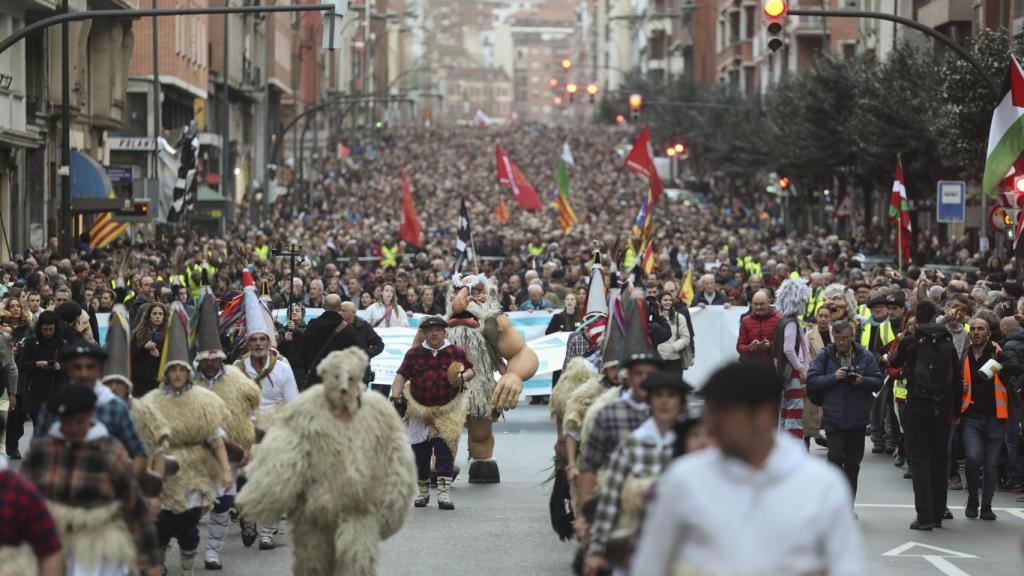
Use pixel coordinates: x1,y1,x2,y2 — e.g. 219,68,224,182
380,244,399,269
894,378,908,401
623,246,637,270
789,270,800,279
528,242,545,258
804,287,824,321
857,304,870,319
859,321,894,350
255,245,270,261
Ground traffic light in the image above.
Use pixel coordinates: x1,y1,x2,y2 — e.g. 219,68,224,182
666,147,677,157
764,0,787,53
549,78,558,89
674,143,685,154
561,59,572,70
1014,175,1024,194
778,176,790,189
566,83,578,102
586,83,599,103
629,93,642,121
553,96,563,106
112,199,152,223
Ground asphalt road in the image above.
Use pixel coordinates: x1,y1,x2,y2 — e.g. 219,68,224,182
9,404,1024,575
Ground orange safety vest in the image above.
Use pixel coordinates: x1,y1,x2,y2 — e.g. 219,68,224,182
961,353,1009,419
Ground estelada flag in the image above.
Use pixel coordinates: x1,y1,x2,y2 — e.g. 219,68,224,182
496,146,543,210
624,127,664,204
399,170,422,248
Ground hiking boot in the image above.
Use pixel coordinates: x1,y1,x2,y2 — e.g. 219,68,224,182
414,481,430,508
980,505,997,521
965,497,979,519
437,476,455,510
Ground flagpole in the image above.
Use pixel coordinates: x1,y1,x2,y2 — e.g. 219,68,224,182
897,222,903,271
469,230,479,275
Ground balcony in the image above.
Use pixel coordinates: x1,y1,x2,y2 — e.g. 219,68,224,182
793,14,826,36
916,0,973,30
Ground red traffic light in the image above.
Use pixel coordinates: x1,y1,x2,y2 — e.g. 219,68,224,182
674,143,685,153
1014,176,1024,194
764,0,787,52
778,177,790,189
666,147,677,157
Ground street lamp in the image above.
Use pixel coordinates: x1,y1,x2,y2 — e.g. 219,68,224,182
561,59,572,70
566,82,578,102
549,78,558,89
586,83,599,103
553,96,562,106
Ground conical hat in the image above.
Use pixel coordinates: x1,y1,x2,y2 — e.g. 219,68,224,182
584,248,608,317
242,285,276,347
194,287,226,362
600,294,626,370
159,301,193,380
102,304,132,389
621,291,661,367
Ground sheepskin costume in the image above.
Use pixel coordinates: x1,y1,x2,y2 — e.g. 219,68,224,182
402,386,468,456
236,348,416,576
0,544,35,576
46,501,137,570
563,377,606,440
551,357,598,424
444,276,502,420
135,303,229,513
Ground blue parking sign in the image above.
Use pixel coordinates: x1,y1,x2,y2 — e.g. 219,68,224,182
936,181,965,223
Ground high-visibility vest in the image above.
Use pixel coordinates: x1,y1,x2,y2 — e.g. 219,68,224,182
789,270,800,279
893,378,908,401
528,242,545,258
623,246,637,270
255,245,270,261
859,321,894,350
961,353,1009,419
380,244,399,268
804,287,825,322
857,304,870,319
736,256,761,278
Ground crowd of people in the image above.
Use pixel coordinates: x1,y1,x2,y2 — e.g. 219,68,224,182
0,124,1022,575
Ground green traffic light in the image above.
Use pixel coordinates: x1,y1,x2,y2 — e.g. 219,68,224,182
375,121,383,129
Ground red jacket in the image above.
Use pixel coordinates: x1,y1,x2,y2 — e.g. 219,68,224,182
737,309,781,363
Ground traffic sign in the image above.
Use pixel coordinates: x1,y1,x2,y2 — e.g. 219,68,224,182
989,205,1011,231
936,180,966,223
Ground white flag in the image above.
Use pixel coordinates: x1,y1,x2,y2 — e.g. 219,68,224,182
562,142,575,166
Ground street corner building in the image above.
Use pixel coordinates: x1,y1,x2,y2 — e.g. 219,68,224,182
236,347,416,576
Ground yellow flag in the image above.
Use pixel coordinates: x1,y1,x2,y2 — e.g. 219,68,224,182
679,269,694,306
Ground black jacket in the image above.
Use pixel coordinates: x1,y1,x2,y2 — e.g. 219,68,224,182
18,333,66,416
300,312,384,384
891,323,962,415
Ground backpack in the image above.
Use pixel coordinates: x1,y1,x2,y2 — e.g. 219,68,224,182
910,331,955,398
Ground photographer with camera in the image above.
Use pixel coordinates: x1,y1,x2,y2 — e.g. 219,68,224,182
808,321,883,499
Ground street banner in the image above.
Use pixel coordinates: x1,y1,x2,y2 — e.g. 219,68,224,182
96,306,748,397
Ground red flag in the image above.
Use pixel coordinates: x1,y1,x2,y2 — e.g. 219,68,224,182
399,170,422,248
888,158,911,265
624,127,664,204
496,146,543,210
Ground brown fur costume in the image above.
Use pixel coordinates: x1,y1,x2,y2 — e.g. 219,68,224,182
134,386,228,513
130,398,171,455
236,348,416,576
402,387,468,455
206,365,261,447
550,357,597,424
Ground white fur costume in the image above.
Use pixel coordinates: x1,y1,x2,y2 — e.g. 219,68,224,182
236,348,416,576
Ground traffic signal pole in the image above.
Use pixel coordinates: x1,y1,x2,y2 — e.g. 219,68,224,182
786,8,1001,102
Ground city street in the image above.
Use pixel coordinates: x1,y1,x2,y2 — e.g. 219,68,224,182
14,402,1018,575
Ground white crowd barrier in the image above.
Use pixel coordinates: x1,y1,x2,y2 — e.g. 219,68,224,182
95,306,748,396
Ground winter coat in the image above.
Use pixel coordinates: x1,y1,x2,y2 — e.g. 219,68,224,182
890,323,962,416
18,333,66,417
802,326,833,438
655,310,691,363
999,328,1024,393
736,309,780,364
807,343,883,430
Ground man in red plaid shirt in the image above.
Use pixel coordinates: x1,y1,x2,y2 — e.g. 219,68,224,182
391,316,475,510
0,457,62,575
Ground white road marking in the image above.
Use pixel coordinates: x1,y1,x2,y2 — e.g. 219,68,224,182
882,542,977,558
882,542,977,576
923,556,974,576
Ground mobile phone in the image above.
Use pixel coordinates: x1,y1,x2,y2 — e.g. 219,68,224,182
151,331,164,345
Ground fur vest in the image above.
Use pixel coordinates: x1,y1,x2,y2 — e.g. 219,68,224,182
446,322,499,420
136,386,227,513
403,387,468,454
563,379,605,439
130,398,171,455
47,501,136,570
550,357,596,424
0,544,36,576
206,365,261,446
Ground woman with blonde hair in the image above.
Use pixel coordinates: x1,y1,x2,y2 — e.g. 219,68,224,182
365,283,409,328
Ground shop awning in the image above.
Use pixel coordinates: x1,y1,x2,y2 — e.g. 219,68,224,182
70,151,125,212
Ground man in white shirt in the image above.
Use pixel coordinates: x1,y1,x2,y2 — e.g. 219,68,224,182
631,362,865,576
